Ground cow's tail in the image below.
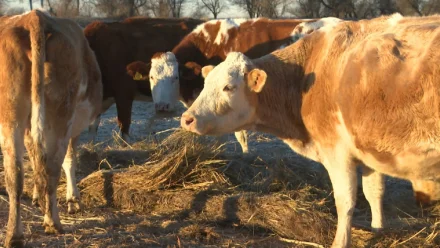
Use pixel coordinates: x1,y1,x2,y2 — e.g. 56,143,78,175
29,10,46,149
29,10,48,210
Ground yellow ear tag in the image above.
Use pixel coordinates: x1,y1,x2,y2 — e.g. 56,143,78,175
134,72,143,80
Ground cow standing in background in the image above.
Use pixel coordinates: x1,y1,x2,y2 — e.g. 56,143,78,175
83,17,203,142
127,17,343,153
180,14,440,248
0,10,102,247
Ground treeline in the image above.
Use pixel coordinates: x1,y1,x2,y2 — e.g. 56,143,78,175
1,0,439,19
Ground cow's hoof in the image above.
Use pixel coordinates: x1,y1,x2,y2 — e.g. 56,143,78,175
43,221,64,235
44,225,64,235
67,200,81,214
5,235,25,248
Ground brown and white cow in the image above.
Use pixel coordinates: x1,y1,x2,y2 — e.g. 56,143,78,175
83,17,203,142
0,10,102,247
181,14,440,248
126,17,343,152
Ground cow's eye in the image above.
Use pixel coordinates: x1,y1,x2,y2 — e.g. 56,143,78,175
175,76,178,80
150,76,154,80
223,85,234,92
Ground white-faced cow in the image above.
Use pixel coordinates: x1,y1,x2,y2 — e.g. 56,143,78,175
0,10,102,247
181,14,440,248
83,17,203,142
127,17,343,153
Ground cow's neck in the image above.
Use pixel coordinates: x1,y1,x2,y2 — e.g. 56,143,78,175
252,40,320,160
173,34,211,65
173,37,207,66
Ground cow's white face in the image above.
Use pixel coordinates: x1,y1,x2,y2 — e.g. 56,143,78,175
149,52,180,112
181,52,266,135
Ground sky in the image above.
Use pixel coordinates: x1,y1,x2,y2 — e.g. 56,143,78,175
6,0,248,18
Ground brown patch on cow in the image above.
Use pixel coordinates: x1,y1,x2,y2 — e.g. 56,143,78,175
180,22,188,30
152,52,165,60
414,191,432,206
184,62,201,76
126,61,150,80
412,179,440,206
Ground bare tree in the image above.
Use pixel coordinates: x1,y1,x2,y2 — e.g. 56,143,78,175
91,0,147,17
147,0,171,17
232,0,261,17
289,0,323,17
232,0,291,18
167,0,185,17
200,0,225,18
319,0,358,18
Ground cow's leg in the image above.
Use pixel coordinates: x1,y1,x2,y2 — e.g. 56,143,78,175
25,134,40,208
234,130,249,154
362,167,384,231
41,137,68,234
2,127,26,248
62,137,81,214
27,129,67,234
323,151,357,248
411,179,440,205
115,96,133,143
87,114,101,144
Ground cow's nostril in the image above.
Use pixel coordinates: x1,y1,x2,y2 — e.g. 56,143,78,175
185,117,194,126
155,103,159,109
166,104,169,109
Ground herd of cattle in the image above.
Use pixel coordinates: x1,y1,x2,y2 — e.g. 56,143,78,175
0,9,439,248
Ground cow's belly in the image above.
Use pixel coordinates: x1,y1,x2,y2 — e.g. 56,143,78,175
358,146,440,181
71,99,98,138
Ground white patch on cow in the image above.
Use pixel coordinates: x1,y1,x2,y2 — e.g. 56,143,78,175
149,52,180,111
71,99,95,138
186,52,256,134
31,100,45,146
205,52,249,85
61,145,79,205
291,17,343,42
77,79,88,98
193,18,250,45
387,13,403,26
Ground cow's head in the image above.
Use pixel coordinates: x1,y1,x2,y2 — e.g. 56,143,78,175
147,52,204,110
148,52,180,112
181,52,266,135
126,52,180,112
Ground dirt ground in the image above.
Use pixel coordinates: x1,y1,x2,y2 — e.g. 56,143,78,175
0,101,439,248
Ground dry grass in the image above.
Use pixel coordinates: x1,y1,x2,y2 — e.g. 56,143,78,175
1,129,440,247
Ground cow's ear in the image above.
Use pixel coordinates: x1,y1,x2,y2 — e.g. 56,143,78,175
201,65,215,78
184,62,201,76
246,69,267,93
126,61,150,80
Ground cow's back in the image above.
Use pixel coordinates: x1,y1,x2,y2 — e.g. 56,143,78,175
0,11,102,136
296,15,440,177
